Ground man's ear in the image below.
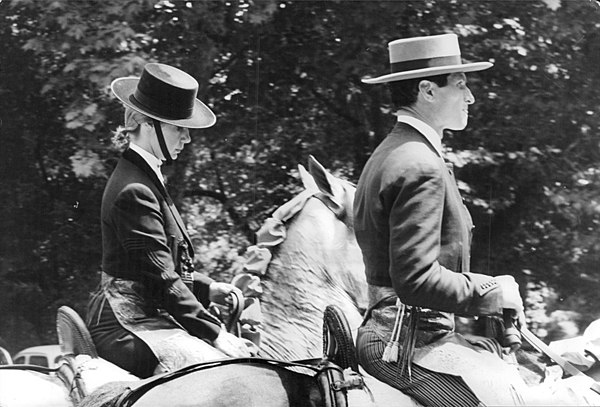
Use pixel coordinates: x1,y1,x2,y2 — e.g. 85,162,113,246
418,79,435,101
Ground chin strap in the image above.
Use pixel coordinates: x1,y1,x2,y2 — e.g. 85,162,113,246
152,119,172,166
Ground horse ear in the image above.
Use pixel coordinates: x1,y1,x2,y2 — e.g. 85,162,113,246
307,155,341,197
298,164,318,192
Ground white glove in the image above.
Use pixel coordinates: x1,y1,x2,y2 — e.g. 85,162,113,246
213,330,257,358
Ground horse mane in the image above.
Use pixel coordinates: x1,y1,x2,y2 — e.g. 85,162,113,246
78,381,130,407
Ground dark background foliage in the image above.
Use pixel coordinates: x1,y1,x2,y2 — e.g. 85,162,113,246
1,0,600,352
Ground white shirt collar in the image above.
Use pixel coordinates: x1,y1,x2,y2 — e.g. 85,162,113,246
396,115,443,158
128,142,165,184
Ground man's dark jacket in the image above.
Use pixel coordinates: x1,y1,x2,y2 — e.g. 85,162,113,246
354,121,503,321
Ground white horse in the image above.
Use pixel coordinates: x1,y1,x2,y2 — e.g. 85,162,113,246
242,159,366,361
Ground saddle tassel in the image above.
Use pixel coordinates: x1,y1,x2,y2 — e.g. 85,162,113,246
382,299,404,363
400,306,420,380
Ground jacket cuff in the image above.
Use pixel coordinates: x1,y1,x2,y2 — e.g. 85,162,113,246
193,271,215,308
198,312,222,342
464,272,503,316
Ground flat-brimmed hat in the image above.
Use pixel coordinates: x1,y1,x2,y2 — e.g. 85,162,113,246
111,63,216,128
362,33,492,84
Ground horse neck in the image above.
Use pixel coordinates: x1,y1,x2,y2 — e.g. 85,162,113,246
278,199,365,302
259,255,363,360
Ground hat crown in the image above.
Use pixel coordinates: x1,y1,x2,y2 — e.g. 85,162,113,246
389,34,460,63
388,34,462,75
145,63,198,91
131,63,199,120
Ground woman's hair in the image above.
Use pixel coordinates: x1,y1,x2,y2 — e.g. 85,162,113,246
111,107,151,149
388,74,449,109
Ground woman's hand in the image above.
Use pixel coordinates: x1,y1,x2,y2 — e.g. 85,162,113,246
212,330,258,358
209,282,242,305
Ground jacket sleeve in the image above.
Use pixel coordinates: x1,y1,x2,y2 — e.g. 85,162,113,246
110,184,221,341
384,159,503,317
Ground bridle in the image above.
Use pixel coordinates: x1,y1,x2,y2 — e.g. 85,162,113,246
311,190,347,221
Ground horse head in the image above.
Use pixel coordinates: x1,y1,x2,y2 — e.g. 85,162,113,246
242,156,367,361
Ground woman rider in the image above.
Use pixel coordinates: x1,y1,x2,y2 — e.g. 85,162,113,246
86,63,254,378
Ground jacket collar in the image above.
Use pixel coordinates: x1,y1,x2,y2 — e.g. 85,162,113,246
128,142,164,184
396,115,444,158
123,148,170,202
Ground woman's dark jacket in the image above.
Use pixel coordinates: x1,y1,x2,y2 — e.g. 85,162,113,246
86,148,221,373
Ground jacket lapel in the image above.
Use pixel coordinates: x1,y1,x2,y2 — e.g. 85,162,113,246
122,149,194,256
167,202,194,257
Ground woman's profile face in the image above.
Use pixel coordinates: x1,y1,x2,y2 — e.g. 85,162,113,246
160,123,191,160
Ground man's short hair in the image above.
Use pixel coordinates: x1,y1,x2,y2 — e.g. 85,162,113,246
388,74,449,109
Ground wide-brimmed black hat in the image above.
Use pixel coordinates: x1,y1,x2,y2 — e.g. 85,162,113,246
362,33,492,84
111,63,216,128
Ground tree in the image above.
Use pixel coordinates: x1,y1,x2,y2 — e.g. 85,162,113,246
1,0,600,351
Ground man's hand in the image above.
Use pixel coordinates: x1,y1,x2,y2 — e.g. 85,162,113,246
209,282,242,305
494,275,523,313
495,275,526,328
213,330,258,358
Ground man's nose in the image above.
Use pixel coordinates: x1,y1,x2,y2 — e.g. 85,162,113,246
465,87,475,105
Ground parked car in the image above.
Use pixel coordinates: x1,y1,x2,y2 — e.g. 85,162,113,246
13,344,63,368
0,346,11,365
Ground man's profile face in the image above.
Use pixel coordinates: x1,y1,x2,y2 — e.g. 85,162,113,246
431,72,475,131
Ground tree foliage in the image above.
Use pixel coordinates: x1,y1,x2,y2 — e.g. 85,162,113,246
1,0,600,351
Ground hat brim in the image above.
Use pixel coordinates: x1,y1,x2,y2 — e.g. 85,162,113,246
111,77,216,129
361,62,493,84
